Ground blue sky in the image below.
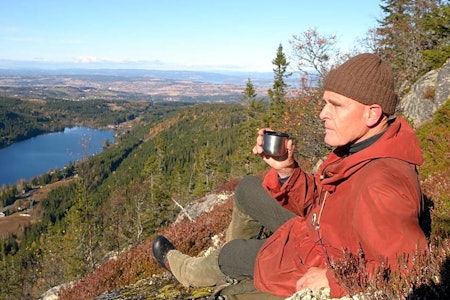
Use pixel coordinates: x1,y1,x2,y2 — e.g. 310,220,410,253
0,0,383,72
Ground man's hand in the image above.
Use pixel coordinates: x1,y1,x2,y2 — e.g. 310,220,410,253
296,267,329,291
252,128,296,177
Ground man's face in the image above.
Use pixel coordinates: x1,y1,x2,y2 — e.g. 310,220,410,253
319,91,371,147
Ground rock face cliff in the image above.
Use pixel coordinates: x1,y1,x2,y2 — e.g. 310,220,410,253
399,58,450,127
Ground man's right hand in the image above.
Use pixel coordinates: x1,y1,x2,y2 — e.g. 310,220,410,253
252,128,297,178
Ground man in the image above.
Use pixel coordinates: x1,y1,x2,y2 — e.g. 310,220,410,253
152,53,428,299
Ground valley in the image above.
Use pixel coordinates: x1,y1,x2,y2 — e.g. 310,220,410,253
0,69,272,103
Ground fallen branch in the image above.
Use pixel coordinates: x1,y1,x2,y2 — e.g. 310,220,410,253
171,198,193,221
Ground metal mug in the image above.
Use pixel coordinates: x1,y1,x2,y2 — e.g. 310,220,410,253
263,130,289,156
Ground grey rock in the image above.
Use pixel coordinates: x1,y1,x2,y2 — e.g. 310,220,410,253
399,58,450,127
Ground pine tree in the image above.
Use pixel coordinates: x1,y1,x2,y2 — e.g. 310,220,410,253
142,134,174,229
194,141,217,195
242,78,257,103
376,0,447,83
242,78,265,121
238,78,266,175
267,44,292,129
420,2,450,69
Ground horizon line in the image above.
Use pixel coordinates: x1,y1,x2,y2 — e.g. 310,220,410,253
0,58,276,74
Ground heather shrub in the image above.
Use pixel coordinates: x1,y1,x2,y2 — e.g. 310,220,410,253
161,198,233,256
419,100,450,237
417,99,450,179
58,187,234,299
331,239,450,299
422,170,450,238
59,241,158,300
215,177,240,194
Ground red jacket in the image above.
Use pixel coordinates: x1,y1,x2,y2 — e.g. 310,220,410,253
253,117,428,298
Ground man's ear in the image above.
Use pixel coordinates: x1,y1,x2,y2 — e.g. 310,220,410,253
366,104,384,127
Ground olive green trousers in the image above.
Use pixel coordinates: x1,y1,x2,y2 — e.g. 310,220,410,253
166,199,262,287
166,176,295,299
166,202,284,300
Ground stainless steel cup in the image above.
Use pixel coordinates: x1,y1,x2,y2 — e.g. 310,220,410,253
263,130,289,156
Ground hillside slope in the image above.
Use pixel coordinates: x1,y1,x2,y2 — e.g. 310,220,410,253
52,94,450,300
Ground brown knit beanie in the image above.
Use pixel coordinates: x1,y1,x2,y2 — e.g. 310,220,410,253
323,53,398,115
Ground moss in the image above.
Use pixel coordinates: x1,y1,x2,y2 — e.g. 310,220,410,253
156,284,182,298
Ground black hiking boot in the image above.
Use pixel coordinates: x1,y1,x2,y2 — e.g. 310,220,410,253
151,235,175,271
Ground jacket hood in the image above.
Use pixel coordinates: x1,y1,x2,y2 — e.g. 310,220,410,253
318,117,423,186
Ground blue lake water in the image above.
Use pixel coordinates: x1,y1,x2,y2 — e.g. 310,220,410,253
0,126,115,187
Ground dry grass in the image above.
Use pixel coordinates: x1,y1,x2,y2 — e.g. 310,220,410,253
0,214,33,237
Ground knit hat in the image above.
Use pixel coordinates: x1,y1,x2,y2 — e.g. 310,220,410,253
323,53,398,115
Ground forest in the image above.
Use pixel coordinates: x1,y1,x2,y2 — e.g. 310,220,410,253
0,97,154,148
0,0,449,299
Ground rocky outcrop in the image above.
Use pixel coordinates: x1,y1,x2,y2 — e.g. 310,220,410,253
174,192,233,223
399,58,450,127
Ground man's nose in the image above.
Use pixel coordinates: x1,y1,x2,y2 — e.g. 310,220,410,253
319,106,328,120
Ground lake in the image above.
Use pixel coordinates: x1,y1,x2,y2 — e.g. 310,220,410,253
0,126,115,187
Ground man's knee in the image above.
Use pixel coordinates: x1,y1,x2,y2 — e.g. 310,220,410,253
218,239,264,278
235,176,262,213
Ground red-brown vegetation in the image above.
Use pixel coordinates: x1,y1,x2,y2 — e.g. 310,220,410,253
331,238,450,299
59,181,236,300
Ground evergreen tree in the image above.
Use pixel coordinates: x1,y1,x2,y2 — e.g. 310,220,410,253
64,179,100,276
40,222,67,289
376,0,448,84
237,79,266,175
242,78,257,106
194,141,218,195
142,134,174,229
420,3,450,68
242,78,265,121
267,44,292,129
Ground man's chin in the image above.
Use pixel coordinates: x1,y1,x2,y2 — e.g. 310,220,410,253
324,136,338,147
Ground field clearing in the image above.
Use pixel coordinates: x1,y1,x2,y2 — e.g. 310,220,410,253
0,179,73,237
0,214,33,237
31,178,74,201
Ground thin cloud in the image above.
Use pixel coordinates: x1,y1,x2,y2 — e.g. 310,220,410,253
74,56,115,63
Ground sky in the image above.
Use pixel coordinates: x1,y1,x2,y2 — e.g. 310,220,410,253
0,0,383,72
